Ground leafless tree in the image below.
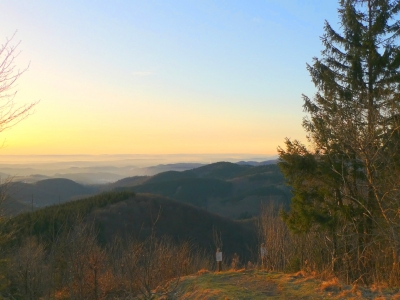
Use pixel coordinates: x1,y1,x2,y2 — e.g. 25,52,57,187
0,33,38,296
0,32,38,248
8,237,49,299
0,32,37,133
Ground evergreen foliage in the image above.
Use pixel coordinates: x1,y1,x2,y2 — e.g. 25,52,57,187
279,0,400,283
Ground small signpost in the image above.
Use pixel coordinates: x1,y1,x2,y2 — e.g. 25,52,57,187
216,248,222,272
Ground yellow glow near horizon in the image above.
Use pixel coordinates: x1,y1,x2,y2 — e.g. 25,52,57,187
0,63,305,156
0,1,316,158
3,109,296,155
0,0,330,159
2,96,301,156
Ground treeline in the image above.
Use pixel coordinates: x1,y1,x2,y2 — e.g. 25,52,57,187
257,201,400,287
2,191,258,257
0,191,259,298
0,191,212,299
1,222,213,299
276,0,400,286
2,191,135,245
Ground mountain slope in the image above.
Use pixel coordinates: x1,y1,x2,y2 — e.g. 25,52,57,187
133,178,233,207
88,193,257,259
6,192,257,260
115,162,290,219
189,162,252,180
7,178,97,207
109,175,149,188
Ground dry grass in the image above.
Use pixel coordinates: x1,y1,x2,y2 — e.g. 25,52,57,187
179,288,223,300
320,277,342,293
197,269,211,275
159,269,400,299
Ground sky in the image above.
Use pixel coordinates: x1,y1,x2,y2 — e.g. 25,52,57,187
0,0,340,157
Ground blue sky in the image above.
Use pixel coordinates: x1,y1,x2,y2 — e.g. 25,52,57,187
0,1,340,156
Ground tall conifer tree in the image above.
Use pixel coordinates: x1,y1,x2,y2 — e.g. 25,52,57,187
279,0,400,281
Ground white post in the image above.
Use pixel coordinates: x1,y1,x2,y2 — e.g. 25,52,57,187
216,248,222,272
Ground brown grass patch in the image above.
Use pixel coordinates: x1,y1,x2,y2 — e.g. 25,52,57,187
320,277,342,293
197,269,210,275
350,284,362,296
293,270,307,278
226,268,246,273
391,293,400,300
179,288,223,300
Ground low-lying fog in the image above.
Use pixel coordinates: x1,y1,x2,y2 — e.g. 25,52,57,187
0,154,276,184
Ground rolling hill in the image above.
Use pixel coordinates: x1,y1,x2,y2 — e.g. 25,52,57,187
6,191,257,260
89,193,257,259
2,161,290,220
115,162,290,219
6,178,97,209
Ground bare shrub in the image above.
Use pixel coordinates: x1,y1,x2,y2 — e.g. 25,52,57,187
56,222,116,299
7,237,48,299
257,202,328,274
2,213,221,298
230,253,240,270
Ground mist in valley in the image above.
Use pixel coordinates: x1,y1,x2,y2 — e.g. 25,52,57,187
0,154,276,184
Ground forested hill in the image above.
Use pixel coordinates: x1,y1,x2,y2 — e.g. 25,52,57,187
114,162,290,219
89,193,257,258
3,161,289,219
4,178,97,214
5,191,257,259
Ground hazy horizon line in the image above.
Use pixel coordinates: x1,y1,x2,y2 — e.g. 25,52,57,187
0,153,278,165
0,153,277,156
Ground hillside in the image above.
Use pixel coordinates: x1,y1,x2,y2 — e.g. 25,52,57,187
6,178,97,208
2,162,206,185
1,161,290,219
115,162,290,219
6,192,257,259
89,193,257,259
189,162,252,180
133,178,232,207
108,175,149,188
5,191,136,243
158,270,398,299
140,163,205,175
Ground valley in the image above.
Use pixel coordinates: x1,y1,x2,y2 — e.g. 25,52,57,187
4,160,288,219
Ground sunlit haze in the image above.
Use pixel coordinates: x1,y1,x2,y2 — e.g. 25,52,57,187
0,1,339,158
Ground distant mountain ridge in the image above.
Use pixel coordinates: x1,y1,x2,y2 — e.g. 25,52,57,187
8,163,207,184
4,161,273,184
116,162,290,219
236,159,278,166
6,178,97,211
4,161,288,219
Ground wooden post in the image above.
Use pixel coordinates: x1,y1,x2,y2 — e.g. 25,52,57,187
216,248,222,272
